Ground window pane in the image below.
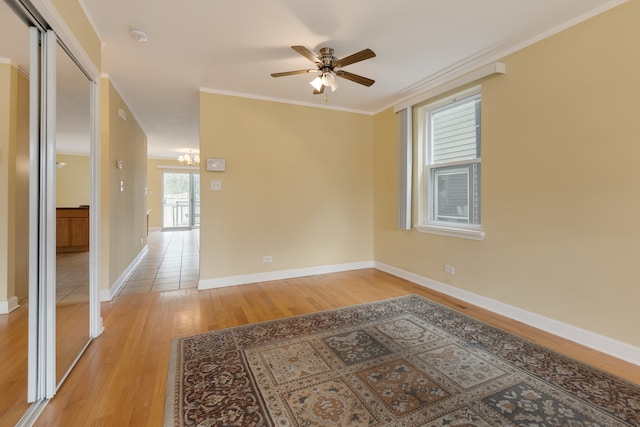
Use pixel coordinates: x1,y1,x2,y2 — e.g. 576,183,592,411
430,163,480,225
420,88,482,230
431,96,480,164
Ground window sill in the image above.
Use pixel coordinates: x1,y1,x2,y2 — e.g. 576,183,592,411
414,224,485,241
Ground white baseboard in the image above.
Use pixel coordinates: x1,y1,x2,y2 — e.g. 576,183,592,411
100,246,149,301
0,296,19,314
198,260,374,290
375,261,640,367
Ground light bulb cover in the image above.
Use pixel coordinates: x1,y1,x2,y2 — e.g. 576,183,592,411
321,72,338,92
310,76,323,91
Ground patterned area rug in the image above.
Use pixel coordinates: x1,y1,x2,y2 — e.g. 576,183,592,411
165,295,640,426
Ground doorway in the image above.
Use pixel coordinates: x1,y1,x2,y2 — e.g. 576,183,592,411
162,172,200,229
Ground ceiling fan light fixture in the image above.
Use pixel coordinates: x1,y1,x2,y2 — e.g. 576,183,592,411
275,45,375,95
322,72,339,92
310,76,323,91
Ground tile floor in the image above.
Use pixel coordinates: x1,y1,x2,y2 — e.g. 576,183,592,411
118,229,200,296
57,251,90,304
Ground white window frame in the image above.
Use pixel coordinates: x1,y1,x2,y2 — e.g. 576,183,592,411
415,86,485,240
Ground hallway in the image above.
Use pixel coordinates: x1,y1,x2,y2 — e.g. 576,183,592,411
118,229,199,295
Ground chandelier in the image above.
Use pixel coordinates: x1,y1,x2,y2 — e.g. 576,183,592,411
178,151,200,166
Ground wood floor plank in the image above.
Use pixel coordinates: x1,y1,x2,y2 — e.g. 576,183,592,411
33,268,640,426
0,304,31,425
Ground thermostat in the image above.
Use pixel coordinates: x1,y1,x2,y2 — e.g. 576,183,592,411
206,158,226,172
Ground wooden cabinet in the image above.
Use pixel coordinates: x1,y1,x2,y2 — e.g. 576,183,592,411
56,207,89,252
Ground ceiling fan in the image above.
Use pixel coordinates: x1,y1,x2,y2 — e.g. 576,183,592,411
271,45,376,94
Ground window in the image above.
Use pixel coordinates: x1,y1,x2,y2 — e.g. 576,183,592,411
417,87,484,240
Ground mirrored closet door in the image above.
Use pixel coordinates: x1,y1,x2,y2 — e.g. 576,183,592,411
54,38,92,387
0,1,100,424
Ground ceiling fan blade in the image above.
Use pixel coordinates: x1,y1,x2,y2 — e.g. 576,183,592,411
335,70,375,87
334,48,376,68
271,69,316,77
291,46,320,64
312,85,325,95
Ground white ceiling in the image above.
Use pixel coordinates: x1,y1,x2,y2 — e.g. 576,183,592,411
76,0,621,158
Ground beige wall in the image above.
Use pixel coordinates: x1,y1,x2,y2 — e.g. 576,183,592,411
374,1,640,347
51,0,101,70
0,63,17,305
146,159,198,229
56,153,90,207
199,93,373,280
14,70,29,301
102,77,148,290
0,64,29,305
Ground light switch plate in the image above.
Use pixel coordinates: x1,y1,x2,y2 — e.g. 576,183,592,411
206,158,226,172
210,180,222,191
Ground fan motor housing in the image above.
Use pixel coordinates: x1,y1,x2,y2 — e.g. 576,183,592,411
319,47,337,68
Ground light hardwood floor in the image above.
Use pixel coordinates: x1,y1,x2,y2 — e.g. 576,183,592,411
0,252,90,426
0,303,30,426
32,268,640,426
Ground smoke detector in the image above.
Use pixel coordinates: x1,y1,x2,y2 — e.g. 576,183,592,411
129,28,149,42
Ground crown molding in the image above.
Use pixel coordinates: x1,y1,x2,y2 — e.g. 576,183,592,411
200,87,374,116
378,0,628,114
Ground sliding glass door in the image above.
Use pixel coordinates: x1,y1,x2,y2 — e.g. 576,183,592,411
162,172,200,229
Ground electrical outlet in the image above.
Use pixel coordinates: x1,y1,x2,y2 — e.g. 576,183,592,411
263,256,273,263
444,264,455,275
